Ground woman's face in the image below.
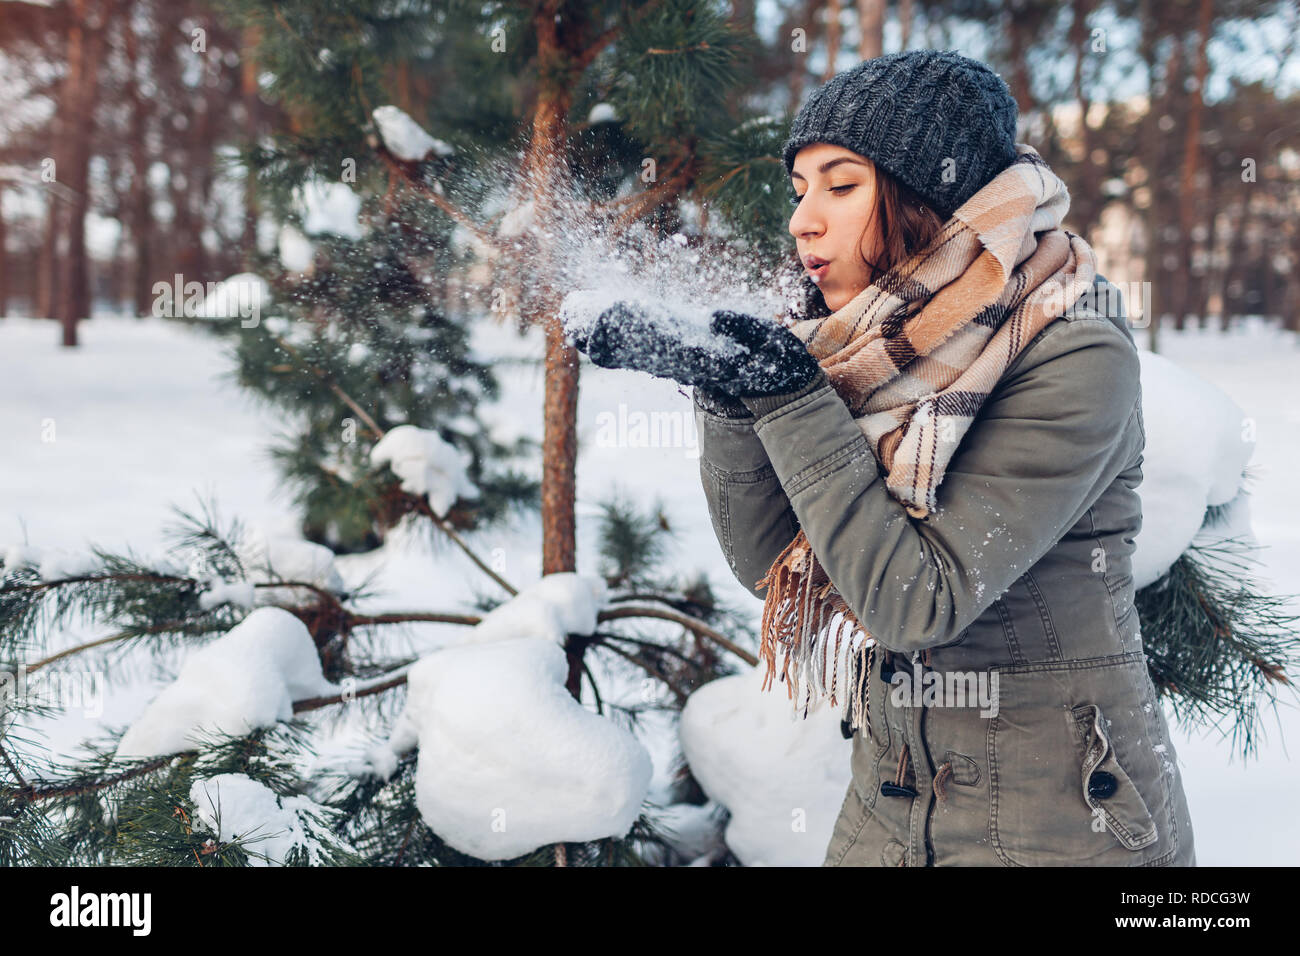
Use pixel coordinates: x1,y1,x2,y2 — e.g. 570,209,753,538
788,143,882,311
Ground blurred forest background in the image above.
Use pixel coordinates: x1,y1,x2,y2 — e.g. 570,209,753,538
1,0,1298,349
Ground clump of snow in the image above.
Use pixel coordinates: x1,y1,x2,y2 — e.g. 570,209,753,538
371,635,652,860
278,224,315,273
372,105,454,162
496,198,536,239
463,572,608,646
197,578,256,611
195,273,270,320
1,544,101,581
369,425,477,518
1133,351,1257,587
41,548,101,581
189,772,354,866
587,102,617,124
2,543,41,572
115,607,337,759
678,669,852,866
293,177,363,239
234,523,344,606
449,222,497,263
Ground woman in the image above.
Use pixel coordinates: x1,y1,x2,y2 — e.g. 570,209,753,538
571,49,1196,867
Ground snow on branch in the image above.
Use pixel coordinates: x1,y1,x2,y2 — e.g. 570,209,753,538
371,105,454,163
114,607,337,759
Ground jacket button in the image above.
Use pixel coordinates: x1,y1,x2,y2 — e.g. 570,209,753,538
1088,770,1118,800
880,781,918,798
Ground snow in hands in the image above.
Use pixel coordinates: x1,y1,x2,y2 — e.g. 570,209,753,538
555,215,805,360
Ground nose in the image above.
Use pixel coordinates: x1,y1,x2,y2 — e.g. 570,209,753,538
789,193,825,243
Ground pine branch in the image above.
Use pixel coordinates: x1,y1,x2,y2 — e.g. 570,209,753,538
597,639,693,703
0,743,29,792
577,0,669,69
269,332,385,441
597,605,756,666
23,619,202,673
10,753,183,806
410,497,519,596
609,157,696,233
293,669,410,713
370,138,500,252
1137,533,1300,758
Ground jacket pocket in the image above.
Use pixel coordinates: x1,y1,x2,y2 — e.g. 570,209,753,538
987,657,1172,866
1070,702,1159,851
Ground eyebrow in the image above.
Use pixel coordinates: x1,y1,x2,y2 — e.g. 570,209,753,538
790,157,872,181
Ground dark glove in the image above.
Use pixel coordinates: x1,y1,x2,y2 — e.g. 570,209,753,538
569,303,821,399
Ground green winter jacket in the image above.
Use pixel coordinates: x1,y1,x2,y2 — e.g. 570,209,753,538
693,275,1196,867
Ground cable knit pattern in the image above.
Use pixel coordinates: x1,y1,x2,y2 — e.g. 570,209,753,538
782,49,1019,219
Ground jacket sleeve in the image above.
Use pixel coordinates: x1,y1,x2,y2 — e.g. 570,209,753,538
735,316,1143,653
693,388,804,599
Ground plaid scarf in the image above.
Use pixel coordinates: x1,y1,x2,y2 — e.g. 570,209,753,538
755,143,1098,730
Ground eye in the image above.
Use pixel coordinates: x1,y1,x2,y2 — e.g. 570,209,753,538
789,192,804,207
830,184,856,195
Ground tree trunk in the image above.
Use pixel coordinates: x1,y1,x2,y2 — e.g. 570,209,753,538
1005,7,1035,116
788,0,819,114
58,0,105,346
241,25,261,269
525,1,595,703
1069,0,1100,238
37,194,59,321
821,0,842,81
127,21,155,315
0,197,7,321
898,0,913,49
527,1,580,581
191,56,217,281
0,197,7,317
37,29,65,325
857,0,883,60
1138,0,1180,353
1175,0,1213,330
730,0,755,35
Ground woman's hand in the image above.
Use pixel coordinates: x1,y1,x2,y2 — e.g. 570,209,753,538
568,303,821,398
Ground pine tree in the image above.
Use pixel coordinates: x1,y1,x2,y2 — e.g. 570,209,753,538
0,0,791,867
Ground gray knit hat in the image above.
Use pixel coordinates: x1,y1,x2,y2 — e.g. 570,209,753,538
782,49,1019,220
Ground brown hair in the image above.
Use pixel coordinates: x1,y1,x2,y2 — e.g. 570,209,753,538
793,161,945,321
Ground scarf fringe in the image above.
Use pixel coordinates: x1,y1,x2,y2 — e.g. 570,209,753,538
755,536,876,730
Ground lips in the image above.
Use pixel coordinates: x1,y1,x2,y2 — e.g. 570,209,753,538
802,254,830,281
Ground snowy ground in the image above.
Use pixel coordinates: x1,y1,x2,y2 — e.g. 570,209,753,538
2,310,1297,865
